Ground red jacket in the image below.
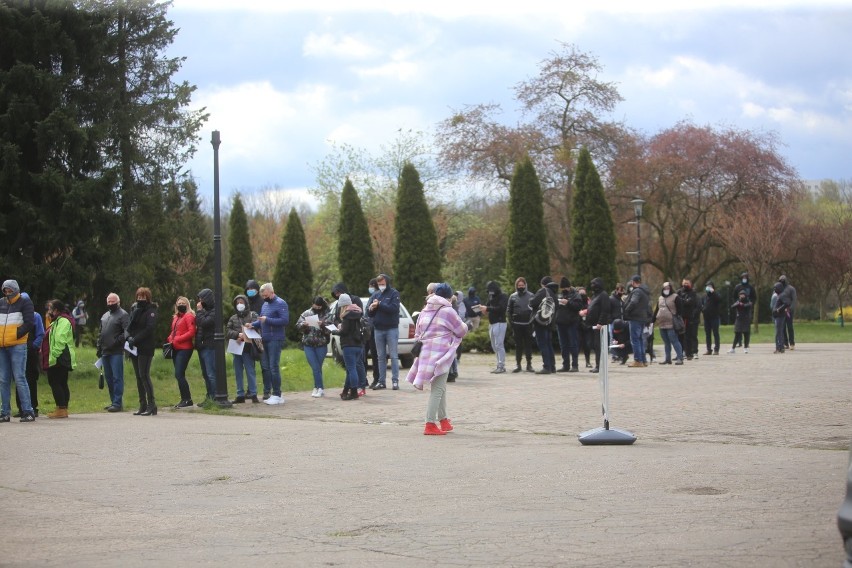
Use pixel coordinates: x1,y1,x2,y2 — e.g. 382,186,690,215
168,312,196,350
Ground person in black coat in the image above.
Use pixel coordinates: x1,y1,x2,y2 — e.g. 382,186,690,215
701,281,722,355
580,277,611,373
529,276,559,374
126,287,158,416
555,277,583,372
676,279,700,360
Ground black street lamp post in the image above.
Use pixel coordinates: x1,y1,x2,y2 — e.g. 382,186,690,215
211,131,232,407
627,198,645,278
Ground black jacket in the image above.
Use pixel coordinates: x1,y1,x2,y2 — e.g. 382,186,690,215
126,302,157,357
701,291,722,320
623,284,651,324
529,282,558,327
585,289,611,328
484,281,508,324
555,289,583,326
676,286,700,322
195,288,216,350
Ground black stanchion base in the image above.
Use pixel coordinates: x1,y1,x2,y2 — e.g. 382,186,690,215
213,397,233,408
578,427,636,445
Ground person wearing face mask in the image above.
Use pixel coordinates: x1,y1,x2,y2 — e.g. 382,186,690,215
653,282,684,365
367,274,401,389
701,281,722,355
623,275,652,368
0,280,36,422
555,277,583,372
365,278,380,387
42,299,76,419
125,287,158,416
168,296,197,408
529,276,560,374
250,282,289,404
227,294,261,403
245,279,263,315
97,292,129,413
296,296,331,398
506,276,534,373
481,280,509,374
732,272,756,347
194,288,217,405
462,287,482,331
676,279,700,360
576,287,593,368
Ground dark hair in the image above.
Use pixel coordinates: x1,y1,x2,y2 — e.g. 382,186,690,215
49,299,65,313
312,296,328,309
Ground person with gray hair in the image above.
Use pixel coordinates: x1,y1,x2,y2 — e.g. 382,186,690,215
250,282,289,404
97,292,129,412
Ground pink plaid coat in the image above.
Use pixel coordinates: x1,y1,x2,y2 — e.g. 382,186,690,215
405,295,469,390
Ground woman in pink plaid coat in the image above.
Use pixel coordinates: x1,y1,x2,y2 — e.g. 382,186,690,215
406,283,471,435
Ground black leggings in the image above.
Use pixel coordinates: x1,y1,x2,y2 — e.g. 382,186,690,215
511,323,533,365
47,365,71,407
131,354,156,408
733,331,751,349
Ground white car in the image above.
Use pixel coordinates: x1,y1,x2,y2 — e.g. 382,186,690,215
327,297,417,368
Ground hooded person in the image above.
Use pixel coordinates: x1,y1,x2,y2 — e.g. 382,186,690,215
771,281,790,354
336,293,365,400
555,276,584,372
482,280,509,373
0,279,36,421
195,288,217,404
297,295,331,398
226,294,260,403
332,282,368,393
701,281,722,355
506,276,534,373
728,289,753,354
529,276,559,374
405,283,470,435
462,286,483,330
245,280,263,315
367,274,402,389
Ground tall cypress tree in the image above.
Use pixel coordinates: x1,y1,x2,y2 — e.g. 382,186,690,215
228,193,255,291
571,147,619,291
338,179,374,295
393,163,441,307
506,157,550,289
274,208,313,342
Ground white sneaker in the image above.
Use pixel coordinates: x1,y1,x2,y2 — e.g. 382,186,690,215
316,388,324,397
727,349,735,354
264,395,284,405
311,388,318,397
744,348,749,354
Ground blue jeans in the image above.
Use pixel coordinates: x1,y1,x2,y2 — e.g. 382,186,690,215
197,348,215,399
628,320,647,363
232,352,258,396
660,328,683,362
261,339,284,396
102,352,124,407
0,344,31,416
172,349,194,401
535,324,555,371
556,322,579,368
374,327,399,385
343,345,362,389
303,345,327,390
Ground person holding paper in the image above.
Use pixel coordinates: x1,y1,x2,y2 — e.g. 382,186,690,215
297,296,331,398
250,283,289,405
226,294,260,403
126,287,158,416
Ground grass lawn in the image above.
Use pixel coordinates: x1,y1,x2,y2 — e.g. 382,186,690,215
36,346,347,416
715,321,852,344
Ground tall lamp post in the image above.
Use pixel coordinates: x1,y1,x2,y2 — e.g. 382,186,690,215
627,198,645,278
211,131,232,407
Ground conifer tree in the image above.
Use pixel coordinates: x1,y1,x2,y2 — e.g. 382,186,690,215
338,179,374,295
393,163,441,306
506,157,550,289
274,208,313,342
228,194,255,291
571,147,619,291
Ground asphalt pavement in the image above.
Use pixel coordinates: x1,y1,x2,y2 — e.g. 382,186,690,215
0,343,848,567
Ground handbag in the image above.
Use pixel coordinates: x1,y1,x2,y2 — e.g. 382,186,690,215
411,306,445,358
672,314,685,334
162,342,174,359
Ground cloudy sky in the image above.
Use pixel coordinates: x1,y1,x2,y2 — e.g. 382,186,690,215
168,1,852,207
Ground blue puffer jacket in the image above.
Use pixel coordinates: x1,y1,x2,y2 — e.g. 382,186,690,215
252,294,289,341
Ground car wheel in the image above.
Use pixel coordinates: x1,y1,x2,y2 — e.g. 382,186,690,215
331,340,345,367
400,354,414,369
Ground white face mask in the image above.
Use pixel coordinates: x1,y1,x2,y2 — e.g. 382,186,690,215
378,285,386,292
742,279,747,284
236,303,246,312
368,287,376,295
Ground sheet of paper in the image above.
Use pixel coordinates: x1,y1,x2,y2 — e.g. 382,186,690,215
243,327,261,339
124,341,137,356
227,339,245,355
305,314,320,328
325,324,339,332
94,358,103,369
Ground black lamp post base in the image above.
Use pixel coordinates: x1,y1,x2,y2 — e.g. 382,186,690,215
213,397,233,408
578,426,636,445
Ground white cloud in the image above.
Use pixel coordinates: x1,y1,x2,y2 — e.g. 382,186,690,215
303,32,378,59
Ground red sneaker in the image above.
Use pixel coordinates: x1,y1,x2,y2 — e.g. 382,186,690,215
439,418,453,432
423,422,446,436
357,388,366,397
